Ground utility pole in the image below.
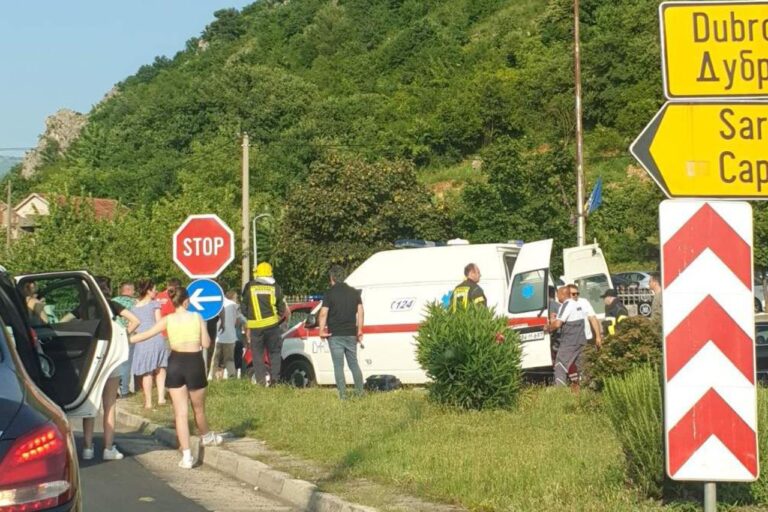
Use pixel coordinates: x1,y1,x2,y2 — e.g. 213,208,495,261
241,133,250,288
574,0,586,246
5,180,11,251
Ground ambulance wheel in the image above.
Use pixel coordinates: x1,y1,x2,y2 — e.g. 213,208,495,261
282,358,315,388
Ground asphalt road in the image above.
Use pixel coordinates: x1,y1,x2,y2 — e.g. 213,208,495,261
73,418,296,512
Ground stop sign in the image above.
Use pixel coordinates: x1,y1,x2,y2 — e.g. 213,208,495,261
172,214,235,278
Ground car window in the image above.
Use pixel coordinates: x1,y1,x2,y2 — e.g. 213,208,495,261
0,278,39,381
288,308,312,329
756,323,768,345
509,269,547,314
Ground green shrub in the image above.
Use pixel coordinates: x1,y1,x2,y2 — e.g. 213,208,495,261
604,365,768,506
415,303,522,411
584,316,662,389
603,365,664,499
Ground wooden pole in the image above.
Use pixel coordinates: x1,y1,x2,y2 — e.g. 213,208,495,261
241,133,250,289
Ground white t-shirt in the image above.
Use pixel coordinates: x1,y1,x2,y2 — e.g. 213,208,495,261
557,297,595,340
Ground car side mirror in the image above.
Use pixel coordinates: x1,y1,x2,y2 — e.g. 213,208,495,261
305,313,318,329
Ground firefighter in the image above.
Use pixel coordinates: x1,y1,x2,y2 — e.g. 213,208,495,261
450,263,487,310
601,288,628,335
241,262,289,386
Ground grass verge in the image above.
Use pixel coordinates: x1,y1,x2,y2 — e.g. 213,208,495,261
142,382,661,511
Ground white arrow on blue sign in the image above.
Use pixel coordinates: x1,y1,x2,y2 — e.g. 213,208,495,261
186,278,224,321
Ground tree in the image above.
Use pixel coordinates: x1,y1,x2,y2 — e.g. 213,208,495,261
273,153,449,292
587,175,663,268
455,137,576,273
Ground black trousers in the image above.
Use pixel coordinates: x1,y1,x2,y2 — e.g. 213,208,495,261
249,326,282,386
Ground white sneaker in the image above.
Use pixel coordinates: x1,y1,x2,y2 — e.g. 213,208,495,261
178,454,195,469
201,431,223,446
103,445,124,460
82,447,94,460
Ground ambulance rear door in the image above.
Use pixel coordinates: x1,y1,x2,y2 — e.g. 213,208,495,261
562,243,613,316
506,239,553,369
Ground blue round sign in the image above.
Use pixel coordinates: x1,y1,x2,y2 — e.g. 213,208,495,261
186,279,224,321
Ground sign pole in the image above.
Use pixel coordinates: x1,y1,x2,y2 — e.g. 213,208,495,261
704,482,716,512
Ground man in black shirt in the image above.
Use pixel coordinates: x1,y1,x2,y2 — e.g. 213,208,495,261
450,263,487,311
601,288,629,335
318,265,364,399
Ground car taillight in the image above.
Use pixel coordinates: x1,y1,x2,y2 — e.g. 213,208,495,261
0,424,73,511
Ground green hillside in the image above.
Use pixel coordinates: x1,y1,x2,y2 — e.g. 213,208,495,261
6,0,671,291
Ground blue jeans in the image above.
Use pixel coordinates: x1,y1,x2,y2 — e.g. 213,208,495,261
329,336,364,399
119,344,134,396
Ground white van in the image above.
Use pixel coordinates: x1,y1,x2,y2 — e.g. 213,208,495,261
280,240,612,386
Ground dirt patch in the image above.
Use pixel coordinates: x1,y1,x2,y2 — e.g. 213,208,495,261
626,164,652,182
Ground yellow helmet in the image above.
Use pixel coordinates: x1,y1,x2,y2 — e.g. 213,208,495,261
254,262,273,278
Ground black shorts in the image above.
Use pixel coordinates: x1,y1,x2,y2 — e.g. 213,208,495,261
166,351,207,390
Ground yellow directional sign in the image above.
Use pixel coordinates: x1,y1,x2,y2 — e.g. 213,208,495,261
630,102,768,198
661,1,768,98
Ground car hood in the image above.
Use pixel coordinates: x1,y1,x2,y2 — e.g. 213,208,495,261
0,366,24,438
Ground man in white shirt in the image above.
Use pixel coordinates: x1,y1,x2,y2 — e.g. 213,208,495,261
549,284,602,386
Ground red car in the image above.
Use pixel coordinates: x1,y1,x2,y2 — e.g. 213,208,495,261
243,301,320,385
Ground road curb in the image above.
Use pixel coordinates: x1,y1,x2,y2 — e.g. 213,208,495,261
116,409,377,512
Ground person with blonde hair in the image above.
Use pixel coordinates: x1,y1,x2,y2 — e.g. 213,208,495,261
130,286,222,469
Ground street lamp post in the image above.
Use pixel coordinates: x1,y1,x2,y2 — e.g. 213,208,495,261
574,0,586,247
251,213,272,269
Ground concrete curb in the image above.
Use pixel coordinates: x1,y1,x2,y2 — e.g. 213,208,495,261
116,409,377,512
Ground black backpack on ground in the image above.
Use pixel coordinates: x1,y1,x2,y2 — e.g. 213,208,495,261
364,374,402,392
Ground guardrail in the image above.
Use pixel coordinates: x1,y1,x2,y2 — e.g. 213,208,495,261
616,287,654,317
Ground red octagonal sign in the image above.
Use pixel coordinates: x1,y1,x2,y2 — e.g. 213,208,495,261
173,214,235,278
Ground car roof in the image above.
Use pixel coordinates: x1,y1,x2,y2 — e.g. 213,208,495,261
756,313,768,323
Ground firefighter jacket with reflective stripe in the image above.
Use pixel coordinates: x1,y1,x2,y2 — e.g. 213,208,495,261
604,299,629,335
450,279,487,311
241,279,286,330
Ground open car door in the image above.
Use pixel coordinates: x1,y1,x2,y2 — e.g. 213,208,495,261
16,271,128,417
506,239,553,370
562,243,613,316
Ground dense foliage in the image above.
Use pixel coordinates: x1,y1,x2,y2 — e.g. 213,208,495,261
416,303,523,410
5,0,728,289
603,365,768,506
583,316,662,389
274,153,448,292
603,365,663,499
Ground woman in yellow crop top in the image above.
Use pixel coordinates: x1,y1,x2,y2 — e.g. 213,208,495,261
130,286,222,469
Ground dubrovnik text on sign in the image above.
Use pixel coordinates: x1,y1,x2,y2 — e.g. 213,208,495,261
661,1,768,98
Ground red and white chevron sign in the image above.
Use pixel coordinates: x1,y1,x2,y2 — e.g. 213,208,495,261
660,200,758,482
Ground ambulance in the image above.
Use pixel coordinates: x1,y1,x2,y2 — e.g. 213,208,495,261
280,239,612,386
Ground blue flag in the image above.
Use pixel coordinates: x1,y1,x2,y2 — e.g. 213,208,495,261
586,177,603,215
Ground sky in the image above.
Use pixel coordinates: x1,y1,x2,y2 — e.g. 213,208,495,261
0,1,253,157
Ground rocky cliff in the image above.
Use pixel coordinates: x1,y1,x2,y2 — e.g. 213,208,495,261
20,109,87,178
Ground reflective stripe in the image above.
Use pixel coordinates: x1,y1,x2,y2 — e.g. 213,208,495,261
246,284,279,329
451,286,470,311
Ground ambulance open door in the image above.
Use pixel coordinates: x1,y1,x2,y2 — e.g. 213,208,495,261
562,243,613,316
506,239,553,370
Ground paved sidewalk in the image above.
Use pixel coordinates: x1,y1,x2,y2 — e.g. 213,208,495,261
116,403,377,512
